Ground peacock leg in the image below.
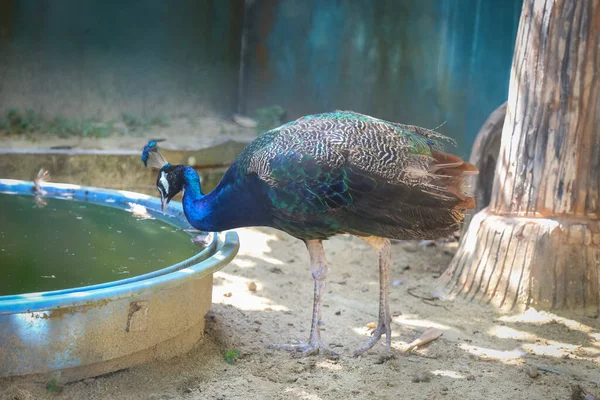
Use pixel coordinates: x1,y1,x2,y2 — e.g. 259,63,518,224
354,236,392,356
269,239,336,357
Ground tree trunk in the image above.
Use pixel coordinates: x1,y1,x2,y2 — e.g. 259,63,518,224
460,102,506,233
441,0,600,316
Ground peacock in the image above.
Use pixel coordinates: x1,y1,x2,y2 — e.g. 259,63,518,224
141,111,478,357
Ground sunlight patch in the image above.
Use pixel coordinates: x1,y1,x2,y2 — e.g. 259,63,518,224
235,228,285,264
521,341,580,358
431,370,465,379
50,182,81,189
232,258,256,268
261,256,285,266
66,291,89,298
497,308,594,334
488,326,537,341
393,316,453,331
283,388,323,400
460,343,526,361
497,308,553,324
178,268,195,274
213,271,287,312
118,190,151,200
0,179,21,185
316,360,342,371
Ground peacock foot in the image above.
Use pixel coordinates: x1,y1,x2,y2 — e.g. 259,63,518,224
268,339,338,359
354,319,392,357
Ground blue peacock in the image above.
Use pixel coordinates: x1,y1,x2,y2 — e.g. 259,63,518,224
141,111,478,357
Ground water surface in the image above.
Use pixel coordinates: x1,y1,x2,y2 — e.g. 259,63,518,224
0,193,200,296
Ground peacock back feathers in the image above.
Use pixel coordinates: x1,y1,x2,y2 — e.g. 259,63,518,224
235,111,465,194
217,111,477,240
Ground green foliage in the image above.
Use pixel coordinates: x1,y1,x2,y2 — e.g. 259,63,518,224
0,107,166,138
150,115,169,127
122,113,169,134
46,116,71,137
121,113,146,132
81,121,113,138
223,349,241,364
46,377,63,393
255,105,286,135
4,108,43,133
46,117,113,138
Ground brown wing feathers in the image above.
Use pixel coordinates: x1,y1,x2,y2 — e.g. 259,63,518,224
431,151,478,210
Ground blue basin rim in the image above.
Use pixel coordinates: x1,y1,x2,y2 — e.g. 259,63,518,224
0,179,240,315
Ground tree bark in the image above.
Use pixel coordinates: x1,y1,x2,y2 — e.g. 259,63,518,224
460,102,506,233
441,0,600,316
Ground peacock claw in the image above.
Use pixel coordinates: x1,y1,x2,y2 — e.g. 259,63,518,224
269,340,338,358
354,319,392,357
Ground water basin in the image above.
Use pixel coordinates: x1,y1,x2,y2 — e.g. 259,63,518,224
0,179,239,382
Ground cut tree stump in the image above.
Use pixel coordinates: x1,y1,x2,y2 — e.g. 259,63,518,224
460,102,505,233
441,0,600,316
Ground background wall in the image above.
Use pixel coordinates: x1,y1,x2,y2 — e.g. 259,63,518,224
241,0,523,157
0,0,523,157
0,0,243,120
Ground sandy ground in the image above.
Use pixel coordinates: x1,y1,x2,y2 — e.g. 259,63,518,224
1,227,599,400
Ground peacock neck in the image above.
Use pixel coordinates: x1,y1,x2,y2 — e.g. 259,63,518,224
180,167,271,233
182,170,203,199
178,167,209,230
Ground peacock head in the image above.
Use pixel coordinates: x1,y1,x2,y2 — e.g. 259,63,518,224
141,139,191,213
156,164,187,213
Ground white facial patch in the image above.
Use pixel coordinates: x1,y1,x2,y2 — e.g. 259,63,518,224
159,171,169,196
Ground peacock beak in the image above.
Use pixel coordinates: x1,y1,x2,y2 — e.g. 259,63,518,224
161,196,168,213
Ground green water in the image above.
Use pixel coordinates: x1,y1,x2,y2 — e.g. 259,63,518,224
0,193,201,296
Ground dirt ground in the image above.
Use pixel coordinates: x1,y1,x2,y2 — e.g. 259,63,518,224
1,227,599,400
0,116,256,151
